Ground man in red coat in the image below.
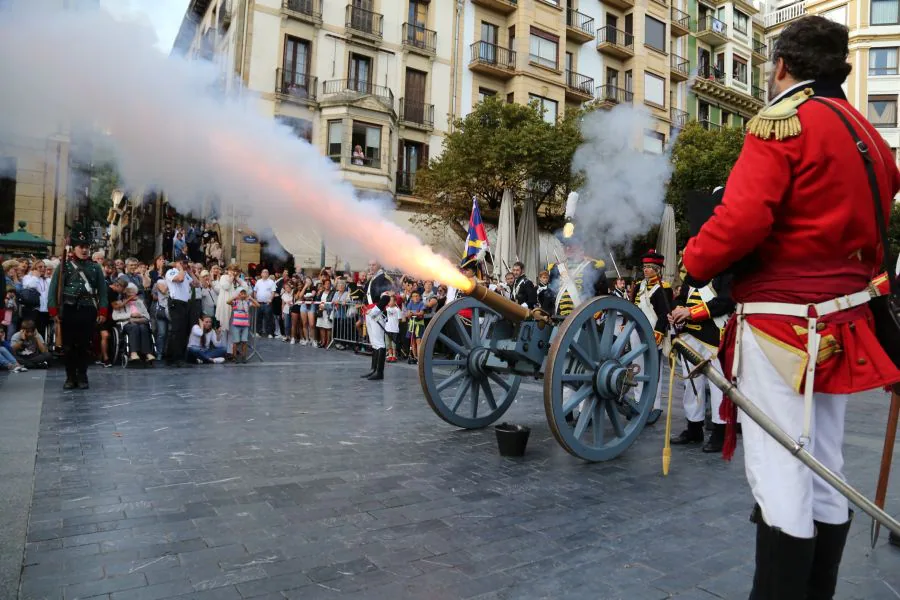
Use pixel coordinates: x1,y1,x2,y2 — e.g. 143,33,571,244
682,16,900,599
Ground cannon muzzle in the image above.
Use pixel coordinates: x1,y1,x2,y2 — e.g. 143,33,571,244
465,279,552,326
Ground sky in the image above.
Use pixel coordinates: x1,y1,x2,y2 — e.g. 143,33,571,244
99,0,187,53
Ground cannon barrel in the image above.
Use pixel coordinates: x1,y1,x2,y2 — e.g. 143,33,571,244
465,279,552,326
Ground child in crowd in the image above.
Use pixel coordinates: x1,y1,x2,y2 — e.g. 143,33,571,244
280,281,293,342
0,328,27,373
385,295,401,363
3,290,17,339
230,288,258,363
405,291,425,364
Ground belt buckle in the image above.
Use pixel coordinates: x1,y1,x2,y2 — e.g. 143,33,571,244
806,303,819,319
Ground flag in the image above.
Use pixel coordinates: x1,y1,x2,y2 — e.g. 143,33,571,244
464,197,489,258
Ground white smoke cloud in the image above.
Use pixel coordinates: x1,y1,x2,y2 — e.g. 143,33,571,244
0,2,467,286
571,105,674,256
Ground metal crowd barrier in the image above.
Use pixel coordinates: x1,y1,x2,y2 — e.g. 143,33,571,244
329,300,371,352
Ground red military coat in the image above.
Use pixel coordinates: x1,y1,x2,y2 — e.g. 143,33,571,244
683,81,900,395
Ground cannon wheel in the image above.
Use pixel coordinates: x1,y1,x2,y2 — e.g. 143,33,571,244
544,296,659,462
419,297,522,429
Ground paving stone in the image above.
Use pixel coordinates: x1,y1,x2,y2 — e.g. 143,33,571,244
13,344,900,600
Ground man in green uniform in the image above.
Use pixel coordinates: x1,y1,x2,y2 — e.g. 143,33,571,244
48,224,109,390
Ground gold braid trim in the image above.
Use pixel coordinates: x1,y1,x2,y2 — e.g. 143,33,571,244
745,87,813,141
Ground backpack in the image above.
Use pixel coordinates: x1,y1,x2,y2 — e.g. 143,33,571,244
17,287,40,308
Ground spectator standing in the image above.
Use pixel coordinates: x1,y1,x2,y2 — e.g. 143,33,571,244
280,281,293,342
230,288,257,363
253,268,276,338
164,258,193,368
405,291,425,364
215,265,239,355
385,296,401,363
298,276,316,346
151,279,170,358
173,231,188,262
3,289,17,339
331,279,351,349
186,315,226,364
21,262,47,327
198,270,218,327
315,278,336,348
9,319,52,369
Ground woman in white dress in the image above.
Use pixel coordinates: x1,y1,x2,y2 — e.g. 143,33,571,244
214,264,239,355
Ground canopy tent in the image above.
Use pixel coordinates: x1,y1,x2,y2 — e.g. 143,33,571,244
0,221,53,257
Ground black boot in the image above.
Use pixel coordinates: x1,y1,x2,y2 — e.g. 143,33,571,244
748,504,815,600
806,513,852,600
671,420,704,445
64,365,77,390
77,371,89,390
360,351,376,378
703,423,726,453
367,349,385,380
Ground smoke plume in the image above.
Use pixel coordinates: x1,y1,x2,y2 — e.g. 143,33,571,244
0,3,468,287
571,105,674,257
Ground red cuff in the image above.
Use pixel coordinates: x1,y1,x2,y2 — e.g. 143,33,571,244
98,308,109,318
654,330,664,345
871,272,890,296
689,303,711,321
48,307,58,317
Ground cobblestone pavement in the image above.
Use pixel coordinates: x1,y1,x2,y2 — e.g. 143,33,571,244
6,340,900,600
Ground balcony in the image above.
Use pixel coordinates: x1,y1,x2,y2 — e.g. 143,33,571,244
596,26,634,60
670,54,689,82
400,98,434,130
692,65,764,112
282,0,322,25
471,0,517,15
696,15,727,45
671,7,691,37
566,8,595,43
671,107,689,129
699,119,721,131
469,42,516,79
345,4,383,43
764,1,806,27
604,0,635,9
752,39,768,64
565,70,594,102
650,0,668,7
752,85,766,102
321,79,394,112
347,151,381,170
594,84,634,109
402,23,437,57
396,171,416,195
275,69,317,105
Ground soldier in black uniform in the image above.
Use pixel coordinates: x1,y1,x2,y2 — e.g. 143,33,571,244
360,259,394,379
48,224,109,390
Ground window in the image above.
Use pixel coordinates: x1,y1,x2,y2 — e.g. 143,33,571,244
870,48,899,75
0,157,15,234
509,25,516,50
645,15,665,51
282,36,311,97
871,0,899,24
480,21,499,61
823,5,848,24
734,10,748,34
643,130,665,154
276,116,313,143
327,120,343,162
529,94,558,123
868,95,898,127
478,87,497,103
349,53,371,92
721,111,732,127
351,122,382,168
624,70,633,93
644,71,665,106
529,28,559,69
733,55,748,84
507,92,515,104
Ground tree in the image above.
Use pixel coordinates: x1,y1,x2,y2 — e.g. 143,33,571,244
413,96,583,231
85,162,120,226
665,121,746,243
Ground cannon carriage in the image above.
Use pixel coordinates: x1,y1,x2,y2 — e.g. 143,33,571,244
417,282,662,461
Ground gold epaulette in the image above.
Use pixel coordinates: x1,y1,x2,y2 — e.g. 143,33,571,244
662,281,671,289
591,259,606,269
746,87,813,141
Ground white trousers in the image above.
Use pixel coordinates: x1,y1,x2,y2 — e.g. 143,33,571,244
679,339,725,424
631,331,662,410
739,327,849,538
365,313,385,350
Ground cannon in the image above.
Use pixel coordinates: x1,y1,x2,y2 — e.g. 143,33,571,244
418,281,661,461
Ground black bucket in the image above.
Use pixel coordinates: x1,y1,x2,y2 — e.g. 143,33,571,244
494,423,531,457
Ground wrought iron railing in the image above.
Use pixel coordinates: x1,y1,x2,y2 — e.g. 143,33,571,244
697,15,727,37
697,64,726,84
565,70,594,96
753,39,768,58
400,98,434,128
566,8,594,35
671,53,689,76
596,84,634,104
402,23,437,53
752,85,766,102
671,7,691,30
699,119,721,131
671,107,689,129
469,41,516,69
283,0,321,20
396,171,416,195
597,25,634,51
322,79,394,106
276,69,317,101
345,4,383,38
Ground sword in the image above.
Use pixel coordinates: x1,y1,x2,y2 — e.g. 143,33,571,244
673,336,900,539
871,385,900,547
608,248,622,279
